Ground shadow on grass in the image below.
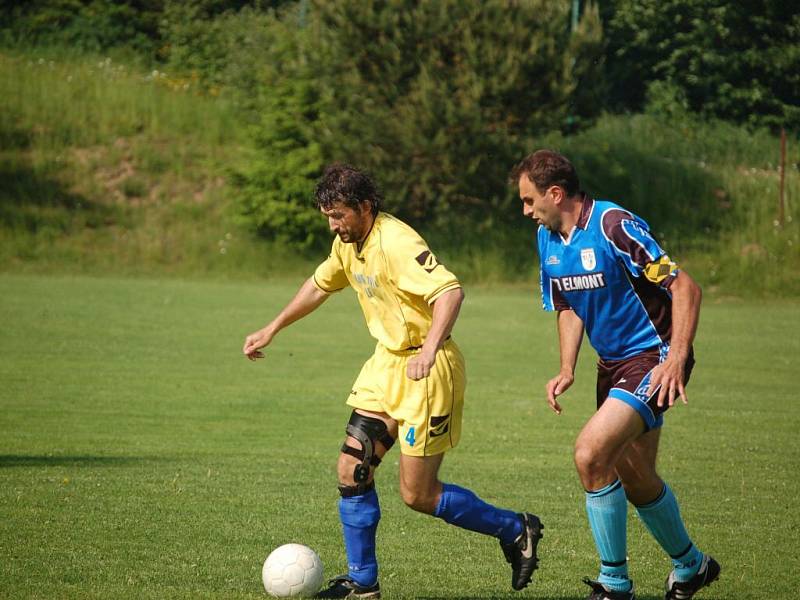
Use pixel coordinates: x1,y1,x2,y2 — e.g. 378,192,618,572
0,455,157,468
0,159,87,227
415,596,667,600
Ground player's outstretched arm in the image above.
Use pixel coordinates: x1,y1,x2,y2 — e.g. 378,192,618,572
242,277,330,361
406,287,464,381
545,309,584,415
652,270,702,407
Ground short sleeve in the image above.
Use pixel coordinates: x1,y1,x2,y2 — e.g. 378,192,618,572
312,240,349,293
601,209,678,289
389,235,460,304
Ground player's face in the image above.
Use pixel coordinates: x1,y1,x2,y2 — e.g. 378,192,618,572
321,201,373,243
519,176,561,232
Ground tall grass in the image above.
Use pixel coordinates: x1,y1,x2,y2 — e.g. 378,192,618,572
0,48,318,280
1,48,798,294
0,50,239,150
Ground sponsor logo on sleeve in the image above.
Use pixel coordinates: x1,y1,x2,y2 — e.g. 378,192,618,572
643,255,679,284
415,250,441,273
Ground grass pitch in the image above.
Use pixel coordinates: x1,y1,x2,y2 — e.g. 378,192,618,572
1,274,798,599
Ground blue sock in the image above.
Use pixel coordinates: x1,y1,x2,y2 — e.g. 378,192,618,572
586,480,632,592
339,489,380,587
635,483,704,581
434,483,523,544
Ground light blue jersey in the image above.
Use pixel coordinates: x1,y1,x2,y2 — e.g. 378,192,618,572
538,196,679,361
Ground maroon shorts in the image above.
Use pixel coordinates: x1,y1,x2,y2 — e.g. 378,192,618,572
596,346,695,430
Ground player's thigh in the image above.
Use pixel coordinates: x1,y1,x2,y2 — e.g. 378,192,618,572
398,452,445,507
575,397,646,472
395,340,465,457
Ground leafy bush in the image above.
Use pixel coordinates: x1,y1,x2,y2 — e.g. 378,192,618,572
603,0,800,129
231,0,605,248
230,9,327,249
0,0,164,55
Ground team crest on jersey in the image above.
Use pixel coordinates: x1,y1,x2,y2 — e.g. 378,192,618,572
580,248,596,271
415,250,440,273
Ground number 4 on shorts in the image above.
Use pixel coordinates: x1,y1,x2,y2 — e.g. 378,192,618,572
405,426,416,447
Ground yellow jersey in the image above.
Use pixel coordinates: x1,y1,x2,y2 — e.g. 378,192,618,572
312,212,461,352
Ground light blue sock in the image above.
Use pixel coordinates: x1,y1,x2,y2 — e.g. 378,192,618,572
636,483,704,581
339,489,380,587
434,483,523,545
586,479,632,592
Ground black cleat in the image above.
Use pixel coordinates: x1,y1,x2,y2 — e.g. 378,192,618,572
314,575,381,599
664,555,721,600
500,512,544,590
583,577,636,600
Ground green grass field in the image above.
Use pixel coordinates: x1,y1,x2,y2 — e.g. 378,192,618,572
1,274,798,599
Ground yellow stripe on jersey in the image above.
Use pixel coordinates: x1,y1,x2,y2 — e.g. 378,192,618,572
643,254,679,284
312,212,461,352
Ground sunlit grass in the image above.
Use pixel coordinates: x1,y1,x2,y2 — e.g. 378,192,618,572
0,274,798,598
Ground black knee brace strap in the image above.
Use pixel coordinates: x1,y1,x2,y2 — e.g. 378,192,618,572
340,411,395,493
338,480,375,498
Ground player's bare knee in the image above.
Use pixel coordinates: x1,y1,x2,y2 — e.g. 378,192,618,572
574,442,612,482
336,411,395,496
400,486,437,514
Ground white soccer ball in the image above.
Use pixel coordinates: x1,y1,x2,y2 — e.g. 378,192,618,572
262,543,324,598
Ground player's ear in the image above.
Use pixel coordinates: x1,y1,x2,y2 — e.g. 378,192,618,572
550,185,564,205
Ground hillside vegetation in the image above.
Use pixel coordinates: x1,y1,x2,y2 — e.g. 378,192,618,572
1,48,798,294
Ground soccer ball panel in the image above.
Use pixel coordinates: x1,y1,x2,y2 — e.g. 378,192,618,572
283,564,305,587
262,543,324,598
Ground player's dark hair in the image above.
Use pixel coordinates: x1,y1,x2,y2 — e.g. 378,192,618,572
509,149,580,196
314,163,382,216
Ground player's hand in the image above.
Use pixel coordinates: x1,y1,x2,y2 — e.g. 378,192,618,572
545,370,574,415
242,327,275,361
407,351,436,381
650,357,688,408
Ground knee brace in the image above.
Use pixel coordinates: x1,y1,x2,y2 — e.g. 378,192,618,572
339,411,395,495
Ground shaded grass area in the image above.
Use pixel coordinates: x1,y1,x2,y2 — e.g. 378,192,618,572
1,274,798,598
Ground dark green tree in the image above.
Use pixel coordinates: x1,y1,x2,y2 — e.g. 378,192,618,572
603,0,800,129
0,0,165,54
232,9,328,249
308,0,604,229
233,0,604,247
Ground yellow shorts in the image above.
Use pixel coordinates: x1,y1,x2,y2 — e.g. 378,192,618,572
346,338,465,457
